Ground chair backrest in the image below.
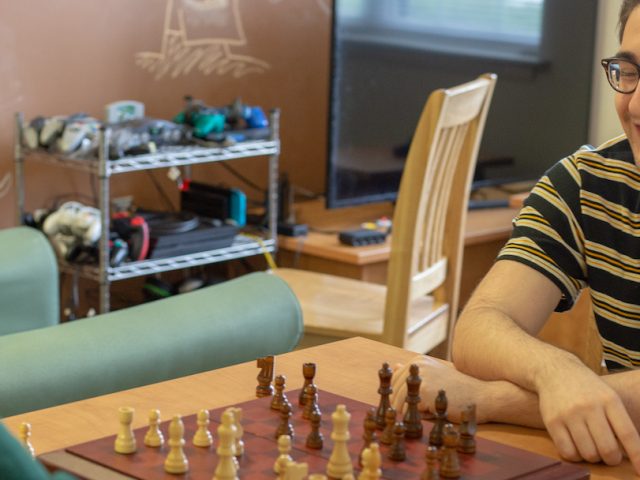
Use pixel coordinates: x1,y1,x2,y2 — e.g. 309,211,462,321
382,73,497,352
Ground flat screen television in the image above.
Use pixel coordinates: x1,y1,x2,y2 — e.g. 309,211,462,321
325,0,597,209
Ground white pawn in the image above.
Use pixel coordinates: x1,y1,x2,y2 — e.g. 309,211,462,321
357,443,381,480
114,406,136,454
231,407,244,457
274,434,293,476
144,409,164,448
164,415,189,474
192,409,213,447
284,460,309,480
327,404,353,479
19,422,35,458
214,410,239,480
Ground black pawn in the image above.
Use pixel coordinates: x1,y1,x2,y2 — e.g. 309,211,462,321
403,363,423,439
422,445,440,480
275,400,294,439
302,384,319,420
360,408,378,466
381,406,396,445
375,362,393,429
429,389,448,447
271,374,288,411
306,409,323,449
440,423,461,479
388,421,407,462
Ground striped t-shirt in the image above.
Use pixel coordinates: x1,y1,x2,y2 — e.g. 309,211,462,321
498,135,640,370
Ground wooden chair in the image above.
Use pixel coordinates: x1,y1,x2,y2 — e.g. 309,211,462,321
538,289,604,374
274,73,497,355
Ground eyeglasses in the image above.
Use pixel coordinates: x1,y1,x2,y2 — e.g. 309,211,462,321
602,57,640,94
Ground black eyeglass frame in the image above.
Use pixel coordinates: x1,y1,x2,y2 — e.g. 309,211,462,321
601,57,640,94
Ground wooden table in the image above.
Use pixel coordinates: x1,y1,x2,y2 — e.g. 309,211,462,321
3,337,629,478
278,200,519,307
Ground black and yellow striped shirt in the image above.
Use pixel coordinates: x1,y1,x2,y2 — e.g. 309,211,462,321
498,135,640,370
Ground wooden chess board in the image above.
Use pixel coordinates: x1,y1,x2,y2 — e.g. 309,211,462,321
40,389,590,479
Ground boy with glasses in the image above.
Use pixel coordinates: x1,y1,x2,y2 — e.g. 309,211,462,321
392,0,640,474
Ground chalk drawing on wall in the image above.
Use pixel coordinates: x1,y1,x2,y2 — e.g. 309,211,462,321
269,0,330,15
135,0,270,80
0,172,11,200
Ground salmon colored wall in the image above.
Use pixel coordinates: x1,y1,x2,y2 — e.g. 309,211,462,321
0,0,331,227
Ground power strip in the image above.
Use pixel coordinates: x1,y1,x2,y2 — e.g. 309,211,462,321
338,229,387,246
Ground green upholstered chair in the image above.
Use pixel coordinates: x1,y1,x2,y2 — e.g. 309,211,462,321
0,226,303,417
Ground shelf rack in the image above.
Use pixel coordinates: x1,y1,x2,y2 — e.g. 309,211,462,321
15,110,280,313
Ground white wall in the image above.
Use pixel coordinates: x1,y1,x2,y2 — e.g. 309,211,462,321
589,0,623,146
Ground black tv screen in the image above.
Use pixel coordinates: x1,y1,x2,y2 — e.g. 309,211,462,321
325,0,596,209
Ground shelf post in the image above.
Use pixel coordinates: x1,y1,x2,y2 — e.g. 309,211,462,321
98,127,111,313
268,109,280,246
14,113,25,225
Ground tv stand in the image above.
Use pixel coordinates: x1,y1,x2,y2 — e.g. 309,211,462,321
277,199,519,308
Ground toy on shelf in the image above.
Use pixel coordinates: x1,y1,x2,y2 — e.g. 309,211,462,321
21,107,190,160
107,117,190,159
23,113,101,157
174,96,270,144
40,201,102,262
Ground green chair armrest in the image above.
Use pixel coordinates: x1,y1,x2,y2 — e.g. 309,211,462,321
0,272,302,417
0,227,59,335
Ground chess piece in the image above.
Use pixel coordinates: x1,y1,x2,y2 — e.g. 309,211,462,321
403,364,423,439
388,422,407,461
303,383,319,420
308,476,328,480
306,408,324,449
299,362,316,406
271,374,288,411
380,406,396,445
276,399,294,439
114,406,136,454
214,410,238,480
192,408,213,447
375,362,393,429
458,404,477,455
256,355,275,397
422,445,440,480
440,423,461,479
359,408,377,466
19,422,35,458
164,415,189,474
231,407,245,457
429,390,448,447
358,442,382,480
274,434,294,475
327,404,354,479
284,460,309,480
144,409,165,448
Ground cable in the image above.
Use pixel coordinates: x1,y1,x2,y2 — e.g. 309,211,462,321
219,162,266,194
145,170,177,211
240,233,277,270
308,226,342,235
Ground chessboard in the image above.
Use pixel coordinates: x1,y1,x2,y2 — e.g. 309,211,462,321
39,389,590,479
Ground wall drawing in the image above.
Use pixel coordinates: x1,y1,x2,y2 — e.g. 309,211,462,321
136,0,270,80
0,172,11,200
269,0,330,15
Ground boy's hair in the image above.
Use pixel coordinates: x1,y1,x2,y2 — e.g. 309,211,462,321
620,0,640,42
